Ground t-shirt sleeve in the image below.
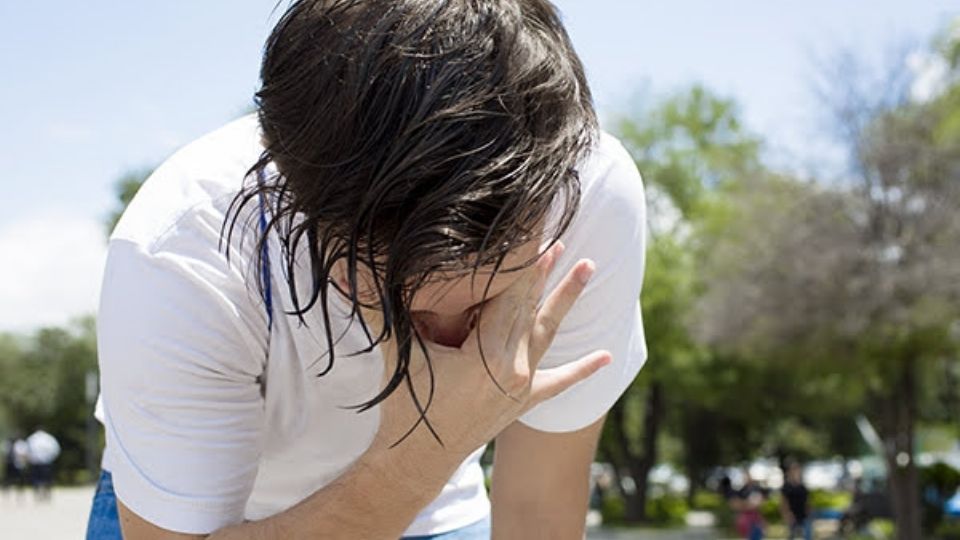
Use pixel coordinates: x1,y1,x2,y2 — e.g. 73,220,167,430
98,232,269,534
519,138,648,433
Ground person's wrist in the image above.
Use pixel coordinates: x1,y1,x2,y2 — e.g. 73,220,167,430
362,435,464,505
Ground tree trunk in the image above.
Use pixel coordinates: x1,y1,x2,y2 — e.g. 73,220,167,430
681,406,726,506
685,461,699,507
877,358,923,540
682,408,706,506
603,382,667,523
608,399,645,522
626,381,665,522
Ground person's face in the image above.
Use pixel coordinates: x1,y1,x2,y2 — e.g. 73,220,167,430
788,466,802,483
334,239,543,347
409,240,540,315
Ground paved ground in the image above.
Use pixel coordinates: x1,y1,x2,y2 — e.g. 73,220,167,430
587,527,721,539
1,486,733,539
1,485,96,539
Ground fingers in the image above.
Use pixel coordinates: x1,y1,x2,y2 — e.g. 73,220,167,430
528,241,566,310
464,242,564,355
502,242,564,355
505,241,565,317
528,350,612,404
529,258,595,363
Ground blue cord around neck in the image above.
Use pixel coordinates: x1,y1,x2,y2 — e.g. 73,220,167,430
256,170,273,332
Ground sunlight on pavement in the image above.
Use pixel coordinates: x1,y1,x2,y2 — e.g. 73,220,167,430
1,486,95,539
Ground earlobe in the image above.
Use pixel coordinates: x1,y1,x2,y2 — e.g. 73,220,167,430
411,316,435,342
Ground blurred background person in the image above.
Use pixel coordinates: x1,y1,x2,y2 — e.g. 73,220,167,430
2,433,30,500
26,426,60,502
733,469,766,540
780,462,811,540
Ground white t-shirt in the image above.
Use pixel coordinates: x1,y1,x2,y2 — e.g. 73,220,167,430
26,430,60,465
96,115,647,536
12,439,30,469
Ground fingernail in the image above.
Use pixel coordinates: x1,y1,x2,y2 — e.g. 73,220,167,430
542,241,564,267
594,352,612,369
577,260,595,285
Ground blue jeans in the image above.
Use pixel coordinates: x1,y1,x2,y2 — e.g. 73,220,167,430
85,470,121,539
404,517,490,539
85,470,490,539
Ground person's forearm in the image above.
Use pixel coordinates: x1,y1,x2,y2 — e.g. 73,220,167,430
490,462,591,539
489,419,603,540
210,444,461,540
493,502,588,540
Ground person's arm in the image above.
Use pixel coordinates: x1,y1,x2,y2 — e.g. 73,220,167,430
118,441,464,540
117,244,607,539
489,416,604,539
484,137,646,538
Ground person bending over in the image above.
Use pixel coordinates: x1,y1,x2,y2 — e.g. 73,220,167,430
88,1,648,538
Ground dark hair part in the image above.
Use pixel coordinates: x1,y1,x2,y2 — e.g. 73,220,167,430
227,0,596,443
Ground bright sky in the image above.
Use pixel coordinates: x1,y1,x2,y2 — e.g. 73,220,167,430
1,1,956,332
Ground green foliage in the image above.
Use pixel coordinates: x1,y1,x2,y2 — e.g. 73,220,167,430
714,501,736,532
690,489,724,511
0,318,101,484
810,489,852,511
0,164,156,484
844,519,897,540
759,493,782,523
871,519,897,539
600,492,690,527
639,233,703,391
599,27,960,531
600,493,626,524
600,86,774,510
645,494,689,526
922,462,960,494
928,20,960,146
935,520,960,540
0,330,65,429
921,462,960,532
617,84,761,219
762,419,826,463
920,425,960,453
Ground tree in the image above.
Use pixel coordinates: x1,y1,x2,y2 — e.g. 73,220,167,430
599,86,768,521
0,318,100,482
694,38,960,538
0,160,154,482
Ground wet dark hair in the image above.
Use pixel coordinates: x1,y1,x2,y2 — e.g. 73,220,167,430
227,0,596,443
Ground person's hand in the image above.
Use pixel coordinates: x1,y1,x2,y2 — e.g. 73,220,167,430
369,242,612,458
